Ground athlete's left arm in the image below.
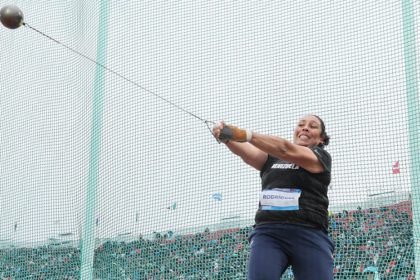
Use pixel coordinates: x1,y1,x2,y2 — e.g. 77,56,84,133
249,132,324,173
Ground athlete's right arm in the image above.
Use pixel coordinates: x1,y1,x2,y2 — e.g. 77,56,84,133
213,121,267,171
224,141,268,171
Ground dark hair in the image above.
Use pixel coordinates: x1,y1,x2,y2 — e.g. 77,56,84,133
312,115,330,147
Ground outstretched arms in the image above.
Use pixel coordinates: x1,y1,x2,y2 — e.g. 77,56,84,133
213,122,325,173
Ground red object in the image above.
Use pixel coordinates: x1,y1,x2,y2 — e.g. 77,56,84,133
392,161,400,174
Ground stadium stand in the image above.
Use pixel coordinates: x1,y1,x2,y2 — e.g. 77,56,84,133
0,200,414,279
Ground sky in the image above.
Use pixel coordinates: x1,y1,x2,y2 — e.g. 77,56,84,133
0,1,419,245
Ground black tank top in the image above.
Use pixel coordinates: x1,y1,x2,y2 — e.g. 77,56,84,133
255,146,331,232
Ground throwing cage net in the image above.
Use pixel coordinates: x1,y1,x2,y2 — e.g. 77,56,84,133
0,1,419,279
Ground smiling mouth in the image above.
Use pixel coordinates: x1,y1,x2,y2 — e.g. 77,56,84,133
299,135,309,140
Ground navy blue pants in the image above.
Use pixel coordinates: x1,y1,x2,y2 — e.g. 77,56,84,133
248,223,334,280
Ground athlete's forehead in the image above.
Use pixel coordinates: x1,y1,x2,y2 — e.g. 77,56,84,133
297,115,321,125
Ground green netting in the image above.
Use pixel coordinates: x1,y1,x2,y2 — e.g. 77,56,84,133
0,1,419,279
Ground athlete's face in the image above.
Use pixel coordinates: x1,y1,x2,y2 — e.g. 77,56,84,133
293,115,324,147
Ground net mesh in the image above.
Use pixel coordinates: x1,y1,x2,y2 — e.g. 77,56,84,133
0,1,419,279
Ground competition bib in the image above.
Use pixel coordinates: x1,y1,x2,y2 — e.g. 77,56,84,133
260,188,301,211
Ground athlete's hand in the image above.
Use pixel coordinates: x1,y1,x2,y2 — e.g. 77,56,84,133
213,121,253,143
212,121,227,143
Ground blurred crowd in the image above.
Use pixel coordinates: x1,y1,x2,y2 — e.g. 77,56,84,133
0,201,414,280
